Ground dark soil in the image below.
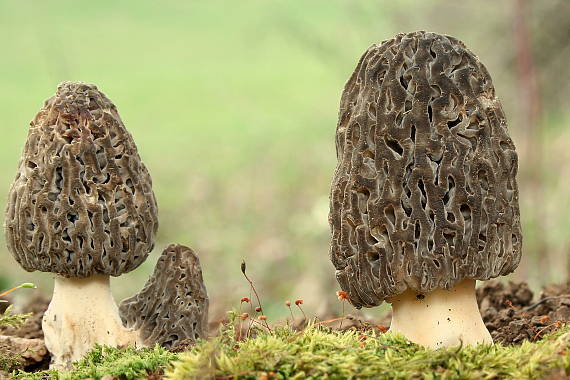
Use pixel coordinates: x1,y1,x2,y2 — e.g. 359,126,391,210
477,280,570,344
328,280,570,345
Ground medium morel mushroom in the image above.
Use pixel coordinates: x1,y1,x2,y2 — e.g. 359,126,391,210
119,244,209,349
329,31,522,348
5,81,159,367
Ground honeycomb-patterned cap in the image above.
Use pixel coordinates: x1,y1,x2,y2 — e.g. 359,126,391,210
119,244,209,349
5,81,159,277
329,31,522,308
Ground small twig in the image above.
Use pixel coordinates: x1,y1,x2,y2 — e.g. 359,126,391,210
524,295,570,311
533,321,563,341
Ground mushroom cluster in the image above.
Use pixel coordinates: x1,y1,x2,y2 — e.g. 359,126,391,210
4,82,209,368
120,244,209,350
329,31,522,347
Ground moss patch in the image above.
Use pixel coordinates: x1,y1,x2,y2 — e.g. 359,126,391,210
167,323,570,380
11,345,176,380
0,305,31,329
10,323,570,379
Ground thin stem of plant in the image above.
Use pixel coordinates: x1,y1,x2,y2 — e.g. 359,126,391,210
0,286,23,298
297,304,307,321
533,321,562,341
288,305,295,324
339,301,346,330
237,304,243,341
241,261,271,331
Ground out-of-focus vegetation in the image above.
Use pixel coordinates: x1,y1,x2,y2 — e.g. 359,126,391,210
0,0,568,321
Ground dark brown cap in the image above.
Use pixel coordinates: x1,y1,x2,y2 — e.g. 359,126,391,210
119,244,209,349
329,32,522,308
5,81,158,277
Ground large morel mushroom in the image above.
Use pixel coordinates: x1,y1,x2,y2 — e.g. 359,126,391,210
329,31,522,347
119,244,209,350
5,81,159,367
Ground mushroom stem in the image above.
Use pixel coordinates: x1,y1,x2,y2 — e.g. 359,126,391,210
42,274,137,369
388,279,492,348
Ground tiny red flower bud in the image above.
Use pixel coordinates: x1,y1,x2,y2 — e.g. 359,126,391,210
376,325,388,333
285,300,291,307
239,313,249,320
336,291,348,300
255,306,262,312
240,297,251,303
258,315,267,321
295,299,304,306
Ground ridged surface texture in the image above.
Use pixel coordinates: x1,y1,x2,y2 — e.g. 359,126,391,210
119,244,209,349
329,31,522,308
5,81,158,277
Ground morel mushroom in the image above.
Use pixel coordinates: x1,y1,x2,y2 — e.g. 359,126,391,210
329,31,521,348
119,244,209,349
5,81,159,367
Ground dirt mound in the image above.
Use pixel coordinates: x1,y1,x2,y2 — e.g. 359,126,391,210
477,281,570,344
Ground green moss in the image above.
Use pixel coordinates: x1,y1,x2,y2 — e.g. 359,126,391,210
12,345,177,380
9,324,570,379
0,305,31,329
167,324,570,380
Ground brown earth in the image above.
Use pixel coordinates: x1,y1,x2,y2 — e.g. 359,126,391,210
0,295,50,373
477,281,570,344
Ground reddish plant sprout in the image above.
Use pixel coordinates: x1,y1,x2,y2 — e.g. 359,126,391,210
376,325,388,333
294,299,307,321
336,290,349,329
240,260,270,330
241,297,251,303
337,291,348,301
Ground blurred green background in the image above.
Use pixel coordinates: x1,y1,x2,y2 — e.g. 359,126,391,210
1,0,569,321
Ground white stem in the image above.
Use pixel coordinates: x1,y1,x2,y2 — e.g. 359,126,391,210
42,275,138,369
388,279,492,348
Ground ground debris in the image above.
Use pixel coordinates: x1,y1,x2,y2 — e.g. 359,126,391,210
477,280,570,344
0,334,49,372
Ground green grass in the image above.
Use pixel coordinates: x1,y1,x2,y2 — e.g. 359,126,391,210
12,321,570,379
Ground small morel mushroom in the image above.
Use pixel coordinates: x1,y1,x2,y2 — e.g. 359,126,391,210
119,244,209,350
329,31,522,348
5,82,159,367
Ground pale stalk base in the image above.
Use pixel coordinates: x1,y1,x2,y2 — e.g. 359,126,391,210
42,275,138,369
388,279,492,349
